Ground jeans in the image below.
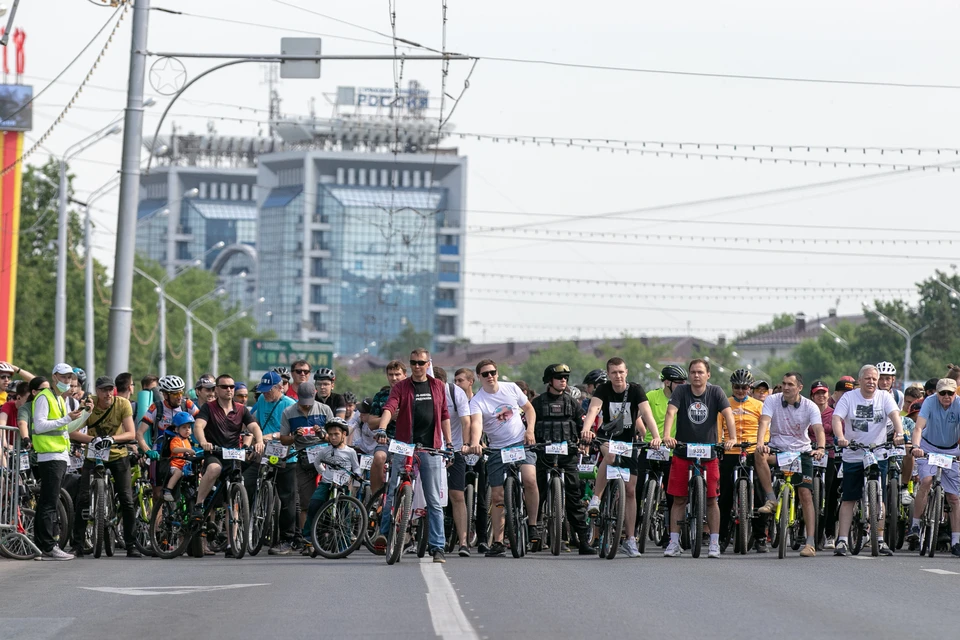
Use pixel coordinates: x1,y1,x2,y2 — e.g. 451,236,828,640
380,451,446,552
244,463,298,542
73,456,136,549
34,459,67,552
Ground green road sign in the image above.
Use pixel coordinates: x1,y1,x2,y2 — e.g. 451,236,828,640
250,340,334,373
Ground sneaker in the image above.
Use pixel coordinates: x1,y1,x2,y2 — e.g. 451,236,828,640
901,487,914,506
126,548,142,558
269,541,293,556
906,526,921,543
824,536,836,550
800,544,816,557
527,524,541,548
404,542,417,555
477,542,490,555
621,538,641,558
484,541,506,557
36,546,74,561
578,541,596,555
458,545,470,558
372,533,387,550
191,504,204,520
951,543,960,558
755,539,769,554
163,489,174,502
878,541,893,556
663,541,682,557
225,547,236,558
834,540,849,556
432,548,446,563
757,499,777,515
707,543,720,558
587,495,601,518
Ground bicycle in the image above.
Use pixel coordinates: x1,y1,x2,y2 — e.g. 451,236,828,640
878,442,908,551
637,447,670,554
129,452,154,557
362,457,390,556
673,442,724,559
148,455,200,559
764,446,816,559
385,441,452,565
480,444,534,560
717,442,757,555
248,443,295,556
915,449,956,558
591,438,644,560
442,452,482,553
839,441,895,557
306,461,367,559
82,440,117,558
532,441,570,556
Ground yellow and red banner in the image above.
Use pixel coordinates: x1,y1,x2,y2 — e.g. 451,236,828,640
0,130,24,361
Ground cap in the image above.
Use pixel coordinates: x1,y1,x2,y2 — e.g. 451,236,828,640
835,376,855,392
256,371,282,393
936,378,958,394
925,378,939,393
234,382,248,393
52,362,73,375
196,376,216,390
751,380,769,390
810,380,829,394
297,382,316,405
95,375,115,389
908,400,923,415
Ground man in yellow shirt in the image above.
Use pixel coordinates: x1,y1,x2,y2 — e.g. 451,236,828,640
719,369,768,552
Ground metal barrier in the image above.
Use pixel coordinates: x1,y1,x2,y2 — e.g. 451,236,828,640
0,425,42,559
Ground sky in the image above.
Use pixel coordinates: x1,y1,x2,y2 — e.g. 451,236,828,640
11,0,960,346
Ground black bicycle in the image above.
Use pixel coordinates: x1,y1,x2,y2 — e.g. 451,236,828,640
482,445,535,559
248,444,296,556
674,443,724,558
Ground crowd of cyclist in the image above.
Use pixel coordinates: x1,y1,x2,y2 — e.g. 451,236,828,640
2,351,959,562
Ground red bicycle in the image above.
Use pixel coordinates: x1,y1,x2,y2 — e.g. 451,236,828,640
385,441,452,565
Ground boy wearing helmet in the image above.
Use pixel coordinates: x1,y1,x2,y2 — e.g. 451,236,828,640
314,368,346,417
302,418,360,542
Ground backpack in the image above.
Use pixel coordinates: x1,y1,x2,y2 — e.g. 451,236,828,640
448,383,459,415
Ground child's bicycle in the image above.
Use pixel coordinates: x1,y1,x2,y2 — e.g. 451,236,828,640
307,461,367,559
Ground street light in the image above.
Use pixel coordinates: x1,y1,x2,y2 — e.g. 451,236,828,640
818,323,849,346
934,279,960,299
872,309,930,383
210,297,265,375
53,124,122,363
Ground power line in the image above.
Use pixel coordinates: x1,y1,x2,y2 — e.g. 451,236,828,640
465,287,907,302
467,296,775,316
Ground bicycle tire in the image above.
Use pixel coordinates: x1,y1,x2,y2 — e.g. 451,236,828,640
249,482,272,556
735,478,750,555
58,488,74,549
636,478,654,555
928,485,943,558
311,495,366,559
885,475,899,552
148,499,183,559
504,475,521,558
228,483,250,559
386,484,412,565
270,489,281,549
867,480,880,557
601,478,625,560
0,508,39,560
549,476,563,556
848,500,863,555
104,490,116,557
465,483,477,548
778,486,790,559
132,485,154,557
690,476,704,559
416,514,429,558
93,479,106,558
811,474,822,550
363,486,387,555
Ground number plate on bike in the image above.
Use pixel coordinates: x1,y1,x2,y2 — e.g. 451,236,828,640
331,470,351,486
862,451,878,466
388,440,415,456
18,452,30,470
812,454,829,468
577,463,596,473
545,442,568,455
306,444,328,464
501,446,525,463
261,440,285,464
686,443,712,459
68,456,83,470
86,445,110,461
464,454,480,466
360,454,374,470
606,465,630,481
927,453,955,469
646,447,670,462
878,446,906,460
608,441,631,455
222,448,245,461
777,451,802,472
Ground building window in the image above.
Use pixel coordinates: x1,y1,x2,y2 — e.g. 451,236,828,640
311,258,327,278
198,182,207,199
241,184,249,200
439,262,459,274
436,316,455,335
230,183,239,200
310,312,326,332
310,285,325,305
336,168,345,184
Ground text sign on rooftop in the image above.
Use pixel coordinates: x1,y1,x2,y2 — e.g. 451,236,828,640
280,38,322,79
338,86,429,111
251,340,333,372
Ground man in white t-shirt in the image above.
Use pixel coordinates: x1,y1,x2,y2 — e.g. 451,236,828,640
466,359,539,558
831,363,905,556
754,372,826,557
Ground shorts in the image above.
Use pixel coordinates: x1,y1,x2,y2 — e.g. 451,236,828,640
773,453,814,491
153,459,170,486
485,443,536,488
602,440,639,475
447,452,466,492
202,452,224,472
296,458,319,506
840,459,889,502
917,443,960,497
374,444,389,455
667,456,720,498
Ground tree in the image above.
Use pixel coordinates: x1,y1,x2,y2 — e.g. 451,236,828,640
736,313,795,341
379,323,432,360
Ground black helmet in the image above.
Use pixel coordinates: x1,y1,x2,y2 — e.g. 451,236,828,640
342,392,357,404
730,368,754,386
542,363,571,384
583,369,607,386
272,366,291,381
659,365,687,382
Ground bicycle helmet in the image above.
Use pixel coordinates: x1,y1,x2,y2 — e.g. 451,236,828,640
325,417,350,433
172,411,195,428
566,386,582,401
0,362,13,374
542,363,571,384
158,375,186,394
314,367,335,382
342,392,357,405
6,380,18,393
583,369,607,386
876,361,897,376
729,368,754,386
73,367,87,388
272,366,291,381
659,365,688,382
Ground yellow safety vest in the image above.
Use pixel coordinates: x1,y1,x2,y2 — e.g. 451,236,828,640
32,388,69,454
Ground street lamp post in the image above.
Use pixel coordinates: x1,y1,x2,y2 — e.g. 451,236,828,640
872,309,930,383
818,323,849,346
54,125,122,364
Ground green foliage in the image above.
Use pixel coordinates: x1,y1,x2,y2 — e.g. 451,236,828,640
378,323,432,360
335,369,389,402
736,313,795,341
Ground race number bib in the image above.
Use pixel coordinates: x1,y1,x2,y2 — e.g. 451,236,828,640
812,454,829,469
388,440,415,456
68,456,83,470
545,442,568,455
331,470,350,486
646,447,670,462
359,454,374,470
777,451,802,473
86,444,110,461
501,446,525,463
18,452,30,470
606,466,630,481
686,443,712,459
927,453,955,470
862,451,878,467
464,454,480,466
608,441,631,456
222,448,245,461
305,444,328,464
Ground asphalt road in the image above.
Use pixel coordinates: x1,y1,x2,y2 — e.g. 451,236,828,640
3,545,960,640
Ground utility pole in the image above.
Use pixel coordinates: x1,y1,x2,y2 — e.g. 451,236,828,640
106,0,150,377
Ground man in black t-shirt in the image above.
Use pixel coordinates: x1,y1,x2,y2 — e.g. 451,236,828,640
580,357,660,558
662,358,735,558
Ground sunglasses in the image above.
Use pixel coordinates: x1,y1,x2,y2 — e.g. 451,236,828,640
940,390,956,397
218,384,235,390
410,360,429,367
732,385,750,391
293,369,310,375
480,370,497,378
552,374,570,380
236,393,248,399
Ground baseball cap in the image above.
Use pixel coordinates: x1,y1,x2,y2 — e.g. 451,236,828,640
810,380,829,394
835,376,855,392
751,380,769,390
297,382,316,405
52,362,73,375
196,375,216,389
908,400,923,415
924,378,939,393
256,371,282,393
235,382,248,394
95,375,115,389
936,378,958,394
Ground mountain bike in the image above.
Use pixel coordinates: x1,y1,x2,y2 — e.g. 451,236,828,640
878,442,908,551
532,441,570,556
840,441,894,557
248,443,295,556
129,453,154,556
363,458,389,556
385,442,452,565
915,449,956,558
637,448,670,554
592,438,645,560
674,443,724,558
307,462,367,559
481,444,534,559
765,446,816,559
717,442,757,555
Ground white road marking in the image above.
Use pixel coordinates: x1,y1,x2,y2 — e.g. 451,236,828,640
922,569,959,575
849,555,874,560
79,584,269,596
420,559,480,640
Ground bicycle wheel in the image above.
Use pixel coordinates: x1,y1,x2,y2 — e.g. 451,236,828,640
311,496,366,559
132,486,154,557
58,488,74,550
885,475,900,552
638,478,656,555
549,476,563,556
0,508,39,560
600,478,625,560
270,489,281,548
778,486,790,559
386,484,412,565
149,499,191,559
93,478,106,558
736,478,750,555
249,482,272,556
104,495,115,557
928,485,943,559
867,480,880,557
228,483,250,559
812,474,822,550
465,483,477,547
416,514,429,558
363,486,387,555
690,476,704,559
918,494,932,556
504,475,522,558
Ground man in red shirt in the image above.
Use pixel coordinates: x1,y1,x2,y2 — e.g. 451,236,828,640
286,360,311,400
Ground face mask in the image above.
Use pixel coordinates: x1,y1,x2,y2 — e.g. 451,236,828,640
56,381,71,393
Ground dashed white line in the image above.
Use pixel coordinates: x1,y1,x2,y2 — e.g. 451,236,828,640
420,559,480,640
922,568,959,575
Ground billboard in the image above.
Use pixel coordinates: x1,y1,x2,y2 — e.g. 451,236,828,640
0,85,32,132
249,340,334,377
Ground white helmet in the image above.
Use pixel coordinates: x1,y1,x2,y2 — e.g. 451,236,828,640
876,361,897,376
0,361,14,373
158,375,186,393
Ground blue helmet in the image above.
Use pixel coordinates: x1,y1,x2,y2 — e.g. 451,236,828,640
172,411,195,429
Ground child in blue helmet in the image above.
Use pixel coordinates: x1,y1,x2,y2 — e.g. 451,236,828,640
163,411,197,502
